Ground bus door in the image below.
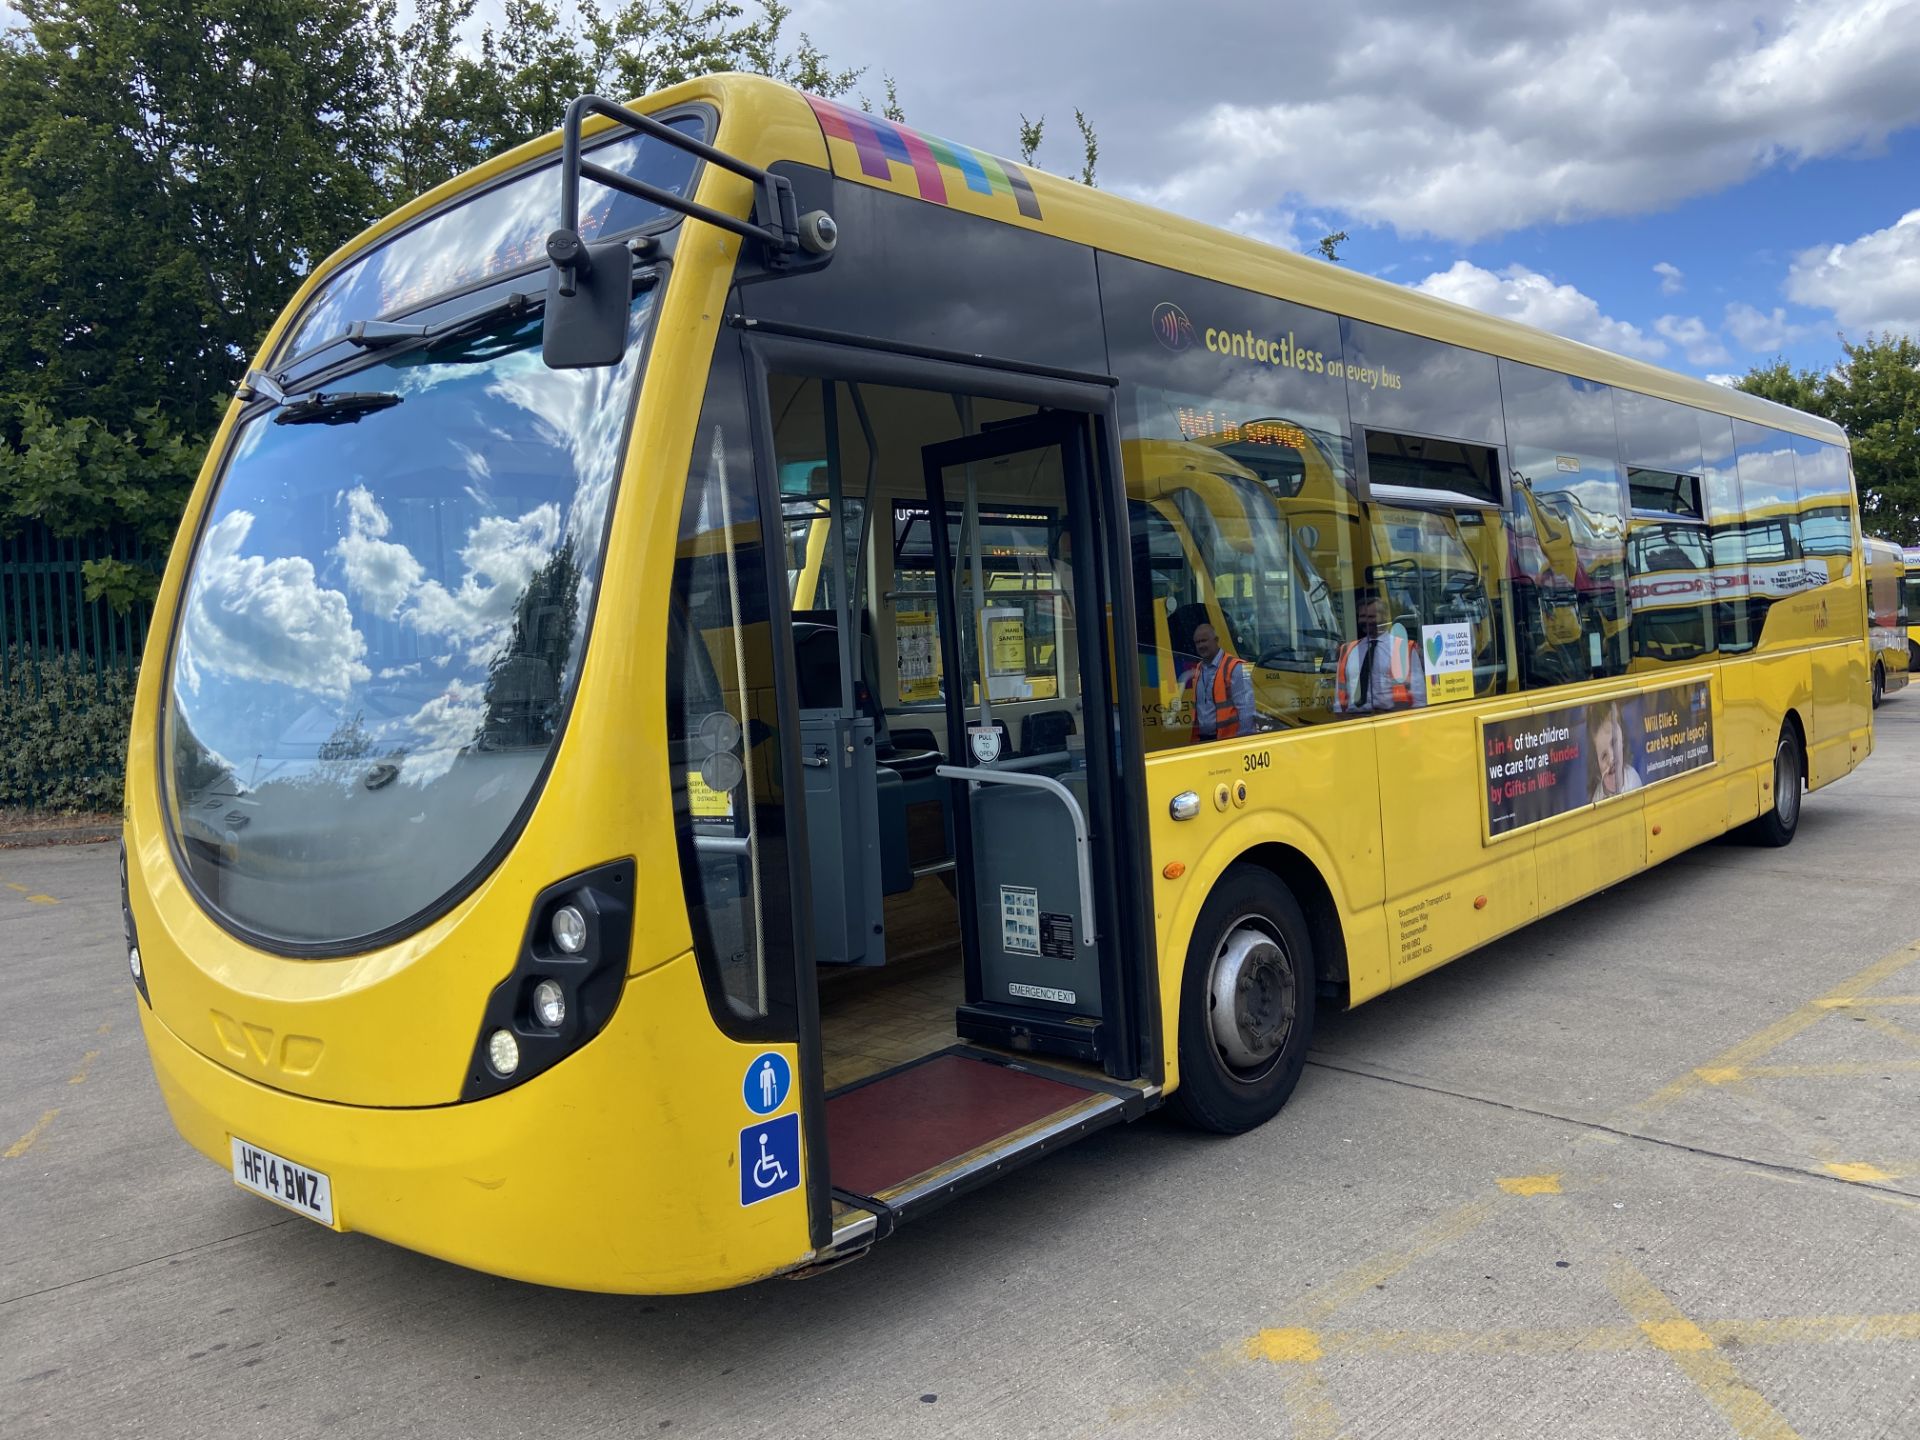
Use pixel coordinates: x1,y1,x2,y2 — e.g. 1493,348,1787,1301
921,414,1134,1068
745,357,1153,1252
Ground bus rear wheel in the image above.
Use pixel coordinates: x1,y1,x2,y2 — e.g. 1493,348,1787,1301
1742,723,1803,848
1872,663,1885,708
1171,865,1316,1134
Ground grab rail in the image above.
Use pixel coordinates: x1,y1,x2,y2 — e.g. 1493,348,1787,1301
935,765,1097,946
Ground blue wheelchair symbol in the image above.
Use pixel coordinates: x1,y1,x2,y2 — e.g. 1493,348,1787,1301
743,1051,792,1115
740,1113,801,1206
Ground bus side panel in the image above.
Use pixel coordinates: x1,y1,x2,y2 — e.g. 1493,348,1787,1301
1145,726,1389,1093
1536,790,1647,914
1808,638,1868,788
1645,764,1731,865
1716,660,1766,829
1374,709,1539,987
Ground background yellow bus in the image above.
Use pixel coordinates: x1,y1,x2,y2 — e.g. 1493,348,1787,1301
124,76,1871,1294
1865,536,1910,704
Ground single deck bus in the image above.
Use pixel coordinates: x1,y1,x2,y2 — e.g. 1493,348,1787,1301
125,75,1874,1293
1865,536,1910,704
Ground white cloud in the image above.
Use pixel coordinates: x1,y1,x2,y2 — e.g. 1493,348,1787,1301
1724,302,1811,352
335,486,424,620
1653,313,1731,366
791,1,1920,246
1785,209,1920,335
1705,373,1742,387
182,511,370,701
1413,261,1666,359
1654,262,1685,296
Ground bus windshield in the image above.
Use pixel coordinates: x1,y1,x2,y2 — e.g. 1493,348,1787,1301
163,297,654,948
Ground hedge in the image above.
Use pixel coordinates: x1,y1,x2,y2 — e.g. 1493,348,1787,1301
0,650,136,812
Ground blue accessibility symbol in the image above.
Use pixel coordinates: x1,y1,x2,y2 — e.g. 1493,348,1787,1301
740,1113,801,1206
742,1051,792,1115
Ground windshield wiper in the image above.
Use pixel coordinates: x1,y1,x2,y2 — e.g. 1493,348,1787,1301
273,390,403,426
345,290,543,350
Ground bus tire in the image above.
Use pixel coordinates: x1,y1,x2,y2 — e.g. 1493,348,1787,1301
1872,663,1885,708
1170,865,1316,1134
1742,723,1803,848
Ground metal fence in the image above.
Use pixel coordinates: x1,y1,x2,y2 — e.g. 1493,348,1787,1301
1,523,153,812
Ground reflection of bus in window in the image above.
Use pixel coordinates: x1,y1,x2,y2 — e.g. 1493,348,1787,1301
1626,518,1715,666
1865,535,1910,705
1127,440,1344,731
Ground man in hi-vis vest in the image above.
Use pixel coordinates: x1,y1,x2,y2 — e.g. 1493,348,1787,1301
1335,593,1426,714
1188,621,1256,741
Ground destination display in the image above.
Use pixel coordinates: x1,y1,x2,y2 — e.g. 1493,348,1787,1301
1484,680,1714,836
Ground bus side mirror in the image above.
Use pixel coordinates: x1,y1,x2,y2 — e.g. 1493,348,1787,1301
542,230,631,369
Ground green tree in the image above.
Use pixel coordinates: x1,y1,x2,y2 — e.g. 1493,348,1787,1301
1014,110,1099,187
1736,334,1920,544
0,0,393,599
1316,230,1348,263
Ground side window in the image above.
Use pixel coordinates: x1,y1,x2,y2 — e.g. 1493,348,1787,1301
1697,411,1752,653
1500,361,1630,686
1341,318,1505,446
1794,436,1854,560
1099,252,1358,742
665,336,797,1037
1731,420,1803,571
1614,388,1713,666
1360,433,1511,700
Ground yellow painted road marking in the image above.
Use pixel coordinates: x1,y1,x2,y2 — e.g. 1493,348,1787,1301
1603,1258,1801,1440
1245,1328,1323,1363
4,1109,59,1159
1815,995,1920,1008
26,893,57,905
68,1049,100,1085
1738,1060,1920,1079
1497,1173,1563,1195
1857,1011,1920,1051
1638,941,1920,1116
4,882,27,893
1820,1161,1898,1183
1242,1313,1920,1363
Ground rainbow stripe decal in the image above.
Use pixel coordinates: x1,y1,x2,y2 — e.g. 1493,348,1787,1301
805,94,1042,222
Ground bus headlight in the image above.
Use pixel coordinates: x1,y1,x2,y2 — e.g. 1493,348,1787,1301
462,859,634,1100
487,1029,521,1076
532,979,566,1029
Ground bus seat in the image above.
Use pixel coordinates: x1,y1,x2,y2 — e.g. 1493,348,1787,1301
1022,709,1076,755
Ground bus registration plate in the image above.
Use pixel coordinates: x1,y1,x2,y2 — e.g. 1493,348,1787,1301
230,1137,336,1228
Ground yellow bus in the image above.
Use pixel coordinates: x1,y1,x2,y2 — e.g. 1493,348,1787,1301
124,76,1872,1293
1905,546,1920,671
1865,536,1910,704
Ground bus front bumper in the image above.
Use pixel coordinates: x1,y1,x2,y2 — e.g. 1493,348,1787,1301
135,952,812,1294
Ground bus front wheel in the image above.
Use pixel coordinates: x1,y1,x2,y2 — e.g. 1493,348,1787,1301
1171,865,1316,1134
1742,723,1803,848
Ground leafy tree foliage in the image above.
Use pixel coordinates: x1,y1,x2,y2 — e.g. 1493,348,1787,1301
0,0,853,605
1736,334,1920,544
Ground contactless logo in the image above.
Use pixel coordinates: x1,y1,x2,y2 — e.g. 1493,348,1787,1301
1152,302,1196,352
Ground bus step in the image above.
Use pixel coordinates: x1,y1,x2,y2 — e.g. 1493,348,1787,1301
825,1047,1137,1222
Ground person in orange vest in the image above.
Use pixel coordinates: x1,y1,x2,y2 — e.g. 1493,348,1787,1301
1187,621,1255,741
1335,593,1425,714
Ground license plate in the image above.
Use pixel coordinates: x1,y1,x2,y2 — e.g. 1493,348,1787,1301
230,1137,335,1227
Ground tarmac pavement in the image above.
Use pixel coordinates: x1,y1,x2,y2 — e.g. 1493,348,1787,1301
3,700,1918,1438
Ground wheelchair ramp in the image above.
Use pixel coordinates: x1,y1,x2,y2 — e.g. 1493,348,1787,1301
825,1048,1135,1221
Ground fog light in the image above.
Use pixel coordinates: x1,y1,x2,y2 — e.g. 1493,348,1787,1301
532,979,566,1029
486,1028,520,1077
551,905,587,954
128,946,142,980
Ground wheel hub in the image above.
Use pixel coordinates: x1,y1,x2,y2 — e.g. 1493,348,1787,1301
1208,924,1295,1073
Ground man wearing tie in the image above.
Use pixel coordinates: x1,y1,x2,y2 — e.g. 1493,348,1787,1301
1334,593,1425,715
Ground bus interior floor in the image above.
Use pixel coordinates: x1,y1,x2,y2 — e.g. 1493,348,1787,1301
817,877,963,1091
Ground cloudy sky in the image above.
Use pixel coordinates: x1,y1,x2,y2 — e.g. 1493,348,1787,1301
778,0,1920,383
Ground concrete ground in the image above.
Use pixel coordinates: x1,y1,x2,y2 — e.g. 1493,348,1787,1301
4,703,1918,1440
